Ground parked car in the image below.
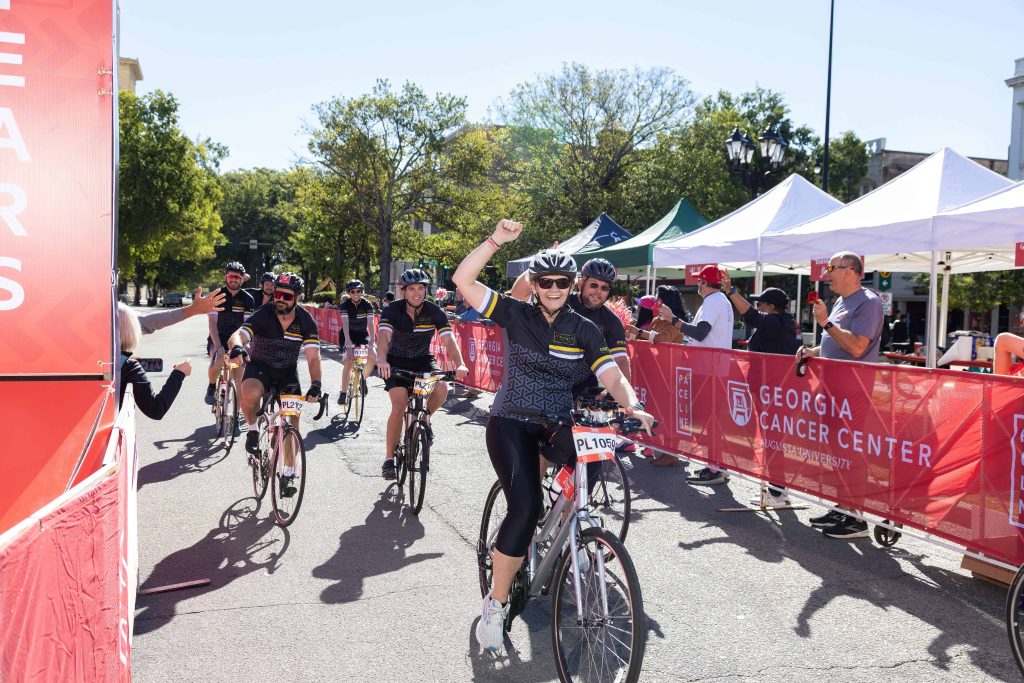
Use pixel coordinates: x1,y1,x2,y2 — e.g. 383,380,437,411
162,292,191,307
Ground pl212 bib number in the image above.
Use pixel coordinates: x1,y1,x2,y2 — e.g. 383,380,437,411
572,426,617,464
280,394,304,417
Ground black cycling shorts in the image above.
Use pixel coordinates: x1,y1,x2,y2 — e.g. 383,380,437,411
384,355,439,392
346,330,370,347
243,360,302,395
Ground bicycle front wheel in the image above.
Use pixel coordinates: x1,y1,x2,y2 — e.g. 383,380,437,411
222,380,239,452
350,373,364,428
251,417,270,501
407,422,429,515
270,425,306,527
588,455,631,546
551,527,645,683
1006,564,1024,676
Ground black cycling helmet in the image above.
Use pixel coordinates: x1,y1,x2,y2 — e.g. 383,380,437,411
581,258,616,283
346,279,365,292
528,249,577,278
225,261,246,275
399,269,431,287
274,272,303,293
261,272,275,283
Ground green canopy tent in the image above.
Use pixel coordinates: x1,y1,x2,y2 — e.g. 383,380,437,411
573,198,708,289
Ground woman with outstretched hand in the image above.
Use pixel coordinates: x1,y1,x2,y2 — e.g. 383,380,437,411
452,219,655,654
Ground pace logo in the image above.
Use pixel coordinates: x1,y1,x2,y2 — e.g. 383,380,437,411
468,337,477,362
727,380,753,427
675,366,692,435
1010,414,1024,529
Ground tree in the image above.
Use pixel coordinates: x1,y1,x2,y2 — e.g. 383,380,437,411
217,167,305,276
815,131,869,202
496,63,696,240
306,80,472,296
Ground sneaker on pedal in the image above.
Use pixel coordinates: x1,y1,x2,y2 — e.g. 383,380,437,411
476,594,508,653
382,459,396,480
279,474,297,498
204,383,215,406
686,467,729,486
337,391,347,406
822,517,869,539
809,510,846,528
245,431,260,455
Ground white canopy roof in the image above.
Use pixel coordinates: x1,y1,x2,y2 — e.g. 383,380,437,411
651,174,843,270
758,148,1014,270
933,181,1024,251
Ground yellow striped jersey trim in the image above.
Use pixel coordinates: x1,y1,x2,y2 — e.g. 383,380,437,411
475,287,499,319
549,344,583,354
590,354,615,373
378,321,394,331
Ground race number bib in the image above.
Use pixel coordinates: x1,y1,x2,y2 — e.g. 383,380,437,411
572,426,617,464
413,376,437,397
280,394,304,417
353,346,368,360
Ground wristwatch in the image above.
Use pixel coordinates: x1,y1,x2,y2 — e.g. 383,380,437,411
823,321,835,332
671,315,680,326
727,286,736,295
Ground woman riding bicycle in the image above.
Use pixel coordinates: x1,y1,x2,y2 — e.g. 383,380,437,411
453,219,654,653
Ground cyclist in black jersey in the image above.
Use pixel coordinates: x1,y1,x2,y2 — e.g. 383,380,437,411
227,273,322,492
453,220,654,652
205,262,256,406
244,272,276,309
375,269,468,480
511,256,631,396
337,279,377,406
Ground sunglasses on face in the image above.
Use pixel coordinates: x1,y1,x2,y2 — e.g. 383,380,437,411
586,281,611,293
825,264,851,273
536,277,571,290
349,289,363,294
274,290,295,302
226,274,242,281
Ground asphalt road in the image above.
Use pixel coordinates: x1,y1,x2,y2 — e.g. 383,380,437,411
131,309,1019,682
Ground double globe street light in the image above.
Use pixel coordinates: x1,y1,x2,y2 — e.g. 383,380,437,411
724,126,789,198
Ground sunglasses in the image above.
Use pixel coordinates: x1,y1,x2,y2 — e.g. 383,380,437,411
348,288,364,293
274,290,295,302
586,281,611,293
225,273,242,280
825,264,851,273
536,277,571,290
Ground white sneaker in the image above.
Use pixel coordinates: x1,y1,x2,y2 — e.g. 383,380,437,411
476,594,507,653
750,491,791,507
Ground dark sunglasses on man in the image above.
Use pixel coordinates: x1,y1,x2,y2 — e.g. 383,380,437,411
536,277,571,290
586,281,611,293
274,290,295,302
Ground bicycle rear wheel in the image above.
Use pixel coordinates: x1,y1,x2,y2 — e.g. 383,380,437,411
1006,564,1024,676
251,417,270,501
407,422,429,515
222,380,239,452
477,480,506,598
551,527,645,683
270,425,306,527
588,456,631,546
340,375,354,423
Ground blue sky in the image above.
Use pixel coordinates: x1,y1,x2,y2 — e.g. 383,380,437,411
120,0,1024,172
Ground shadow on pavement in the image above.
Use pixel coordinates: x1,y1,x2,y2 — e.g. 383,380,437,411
139,424,229,489
312,486,443,604
134,497,290,635
624,454,1016,679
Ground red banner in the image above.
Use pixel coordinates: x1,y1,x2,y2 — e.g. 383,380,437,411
0,397,136,682
1016,242,1024,268
0,0,114,375
454,322,503,391
627,342,1024,566
684,263,715,286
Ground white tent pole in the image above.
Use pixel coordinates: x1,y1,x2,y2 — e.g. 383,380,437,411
645,266,652,296
939,257,951,341
754,262,764,293
795,274,803,325
926,251,939,368
652,267,658,295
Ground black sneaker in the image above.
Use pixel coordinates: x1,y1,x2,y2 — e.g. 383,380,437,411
204,383,216,405
245,431,260,455
279,474,297,498
337,392,348,406
685,468,729,486
809,510,846,528
382,459,397,480
822,518,869,539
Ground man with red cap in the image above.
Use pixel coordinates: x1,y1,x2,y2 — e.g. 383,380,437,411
662,264,735,484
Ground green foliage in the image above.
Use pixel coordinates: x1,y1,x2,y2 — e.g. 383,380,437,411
311,291,337,305
939,271,1024,312
118,90,225,290
815,131,869,202
218,167,305,273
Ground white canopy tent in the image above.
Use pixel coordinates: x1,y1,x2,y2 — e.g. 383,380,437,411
651,174,844,290
755,148,1014,367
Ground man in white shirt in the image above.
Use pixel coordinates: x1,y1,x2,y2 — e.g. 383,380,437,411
662,264,735,485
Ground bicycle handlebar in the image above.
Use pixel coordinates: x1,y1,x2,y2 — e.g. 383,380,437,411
507,407,656,436
389,368,457,381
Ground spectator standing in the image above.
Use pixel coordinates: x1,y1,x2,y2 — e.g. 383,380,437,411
118,303,191,419
796,251,884,539
889,311,910,351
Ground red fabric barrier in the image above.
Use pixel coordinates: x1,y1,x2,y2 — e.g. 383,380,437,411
628,343,1024,566
453,322,503,391
0,397,137,682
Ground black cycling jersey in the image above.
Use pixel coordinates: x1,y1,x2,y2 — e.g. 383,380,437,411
475,287,614,420
240,305,319,370
340,298,374,337
378,299,452,361
214,287,256,342
244,287,273,309
567,293,628,359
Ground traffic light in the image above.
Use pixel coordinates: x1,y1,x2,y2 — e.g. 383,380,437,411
879,272,892,291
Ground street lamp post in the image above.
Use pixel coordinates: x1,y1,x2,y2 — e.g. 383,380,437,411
822,0,836,193
724,125,789,198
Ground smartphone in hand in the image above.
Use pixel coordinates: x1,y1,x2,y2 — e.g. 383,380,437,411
136,357,164,373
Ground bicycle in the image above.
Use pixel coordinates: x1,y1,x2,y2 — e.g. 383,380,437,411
340,345,370,429
390,368,456,516
477,407,655,682
212,358,240,452
249,387,328,527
